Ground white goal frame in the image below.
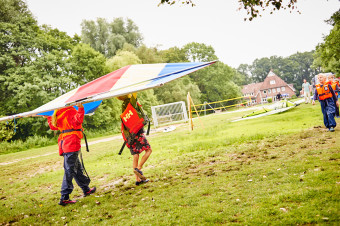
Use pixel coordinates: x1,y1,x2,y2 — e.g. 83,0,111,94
151,101,188,128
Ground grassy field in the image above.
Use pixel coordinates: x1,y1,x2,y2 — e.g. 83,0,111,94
0,103,339,225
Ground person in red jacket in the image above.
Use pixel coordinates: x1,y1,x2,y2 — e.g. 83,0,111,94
46,103,96,206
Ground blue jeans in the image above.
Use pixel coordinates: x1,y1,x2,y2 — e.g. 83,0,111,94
61,151,90,199
320,99,337,128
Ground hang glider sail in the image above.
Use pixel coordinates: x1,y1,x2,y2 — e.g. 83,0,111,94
0,61,216,122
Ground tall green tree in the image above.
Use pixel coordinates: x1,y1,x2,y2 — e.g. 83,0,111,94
237,63,253,84
287,51,319,89
0,0,114,140
192,62,242,102
313,11,340,75
135,45,165,64
106,50,142,71
0,0,80,139
81,17,143,58
68,43,108,86
183,42,218,62
154,77,201,104
161,46,188,63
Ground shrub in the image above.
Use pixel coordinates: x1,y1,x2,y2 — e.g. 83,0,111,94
267,97,273,103
0,135,57,155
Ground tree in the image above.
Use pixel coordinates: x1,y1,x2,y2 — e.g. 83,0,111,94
68,43,108,86
237,64,253,84
288,51,320,89
81,17,143,58
158,0,300,21
248,57,272,82
0,120,15,141
183,42,218,62
106,50,142,72
313,11,340,75
154,76,201,104
161,46,188,63
0,0,114,140
192,62,242,102
135,45,165,64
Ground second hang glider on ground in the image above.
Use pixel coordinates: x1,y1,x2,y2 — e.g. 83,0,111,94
0,61,216,122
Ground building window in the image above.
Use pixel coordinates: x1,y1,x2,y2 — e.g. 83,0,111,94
251,93,254,96
268,89,271,93
263,90,267,94
262,98,267,102
270,80,276,85
281,87,285,91
272,88,276,93
277,87,280,92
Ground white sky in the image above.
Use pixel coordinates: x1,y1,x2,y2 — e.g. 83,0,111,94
26,0,339,68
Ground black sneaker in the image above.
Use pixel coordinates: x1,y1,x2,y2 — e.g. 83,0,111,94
84,187,96,197
135,179,150,186
134,168,146,181
329,127,335,132
58,199,77,206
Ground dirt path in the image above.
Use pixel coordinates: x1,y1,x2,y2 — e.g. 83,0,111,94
0,135,123,166
0,124,184,166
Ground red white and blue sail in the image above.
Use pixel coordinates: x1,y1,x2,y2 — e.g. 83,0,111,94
0,61,216,121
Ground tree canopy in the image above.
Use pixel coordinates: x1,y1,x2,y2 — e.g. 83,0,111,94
81,17,143,58
312,10,340,75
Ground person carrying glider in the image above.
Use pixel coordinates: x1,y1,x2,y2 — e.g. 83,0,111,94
118,93,152,185
46,103,96,206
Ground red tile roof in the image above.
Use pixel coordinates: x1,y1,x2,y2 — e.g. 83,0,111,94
242,82,263,94
288,84,295,91
242,70,295,96
260,71,289,90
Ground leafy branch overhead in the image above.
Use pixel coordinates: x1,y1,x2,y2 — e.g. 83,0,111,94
159,0,300,20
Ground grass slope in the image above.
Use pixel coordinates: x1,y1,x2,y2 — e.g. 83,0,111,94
0,104,339,225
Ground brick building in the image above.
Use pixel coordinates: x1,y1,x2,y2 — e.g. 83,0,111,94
242,70,295,104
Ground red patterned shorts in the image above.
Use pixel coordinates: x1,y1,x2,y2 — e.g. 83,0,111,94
126,130,150,155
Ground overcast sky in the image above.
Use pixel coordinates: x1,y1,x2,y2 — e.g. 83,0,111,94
26,0,339,68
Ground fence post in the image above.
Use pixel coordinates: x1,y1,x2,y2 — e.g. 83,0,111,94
187,92,193,131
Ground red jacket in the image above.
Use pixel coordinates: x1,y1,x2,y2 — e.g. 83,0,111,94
47,107,84,155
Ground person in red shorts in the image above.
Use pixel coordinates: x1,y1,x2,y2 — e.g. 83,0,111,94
46,103,96,206
118,93,152,185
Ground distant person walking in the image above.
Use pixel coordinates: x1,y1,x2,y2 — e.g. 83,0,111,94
276,92,282,101
302,79,311,104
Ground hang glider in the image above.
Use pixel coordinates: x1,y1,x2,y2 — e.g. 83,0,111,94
0,61,216,122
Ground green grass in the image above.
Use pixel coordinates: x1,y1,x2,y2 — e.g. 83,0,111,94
0,103,339,225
